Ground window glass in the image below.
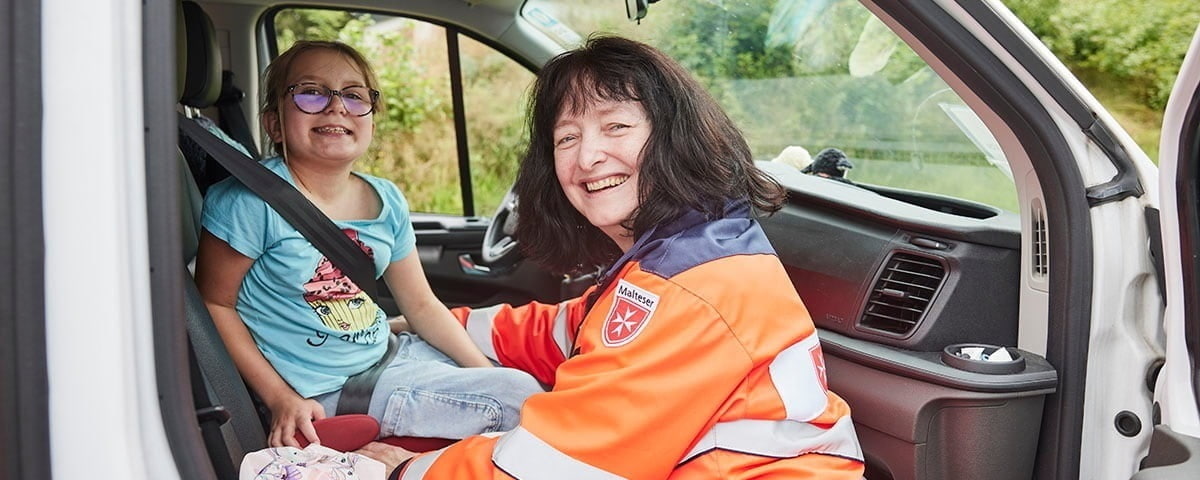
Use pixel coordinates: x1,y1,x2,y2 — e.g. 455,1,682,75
273,10,461,214
460,35,535,216
523,0,1017,212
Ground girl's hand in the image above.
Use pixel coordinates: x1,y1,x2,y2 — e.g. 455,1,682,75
266,394,327,447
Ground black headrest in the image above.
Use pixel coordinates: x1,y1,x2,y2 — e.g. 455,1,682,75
180,1,222,108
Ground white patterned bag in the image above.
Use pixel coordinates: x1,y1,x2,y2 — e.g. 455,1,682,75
240,443,386,480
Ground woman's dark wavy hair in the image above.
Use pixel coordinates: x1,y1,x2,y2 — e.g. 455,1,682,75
513,35,786,275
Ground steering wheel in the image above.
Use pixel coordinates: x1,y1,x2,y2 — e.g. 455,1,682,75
480,188,521,265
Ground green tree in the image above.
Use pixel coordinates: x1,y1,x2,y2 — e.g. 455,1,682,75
1017,0,1200,110
1006,0,1200,160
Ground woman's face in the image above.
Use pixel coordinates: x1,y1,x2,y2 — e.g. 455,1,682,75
552,99,651,252
267,48,375,166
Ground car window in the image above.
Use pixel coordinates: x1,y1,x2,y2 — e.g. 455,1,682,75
524,0,1018,212
460,35,535,216
271,9,533,216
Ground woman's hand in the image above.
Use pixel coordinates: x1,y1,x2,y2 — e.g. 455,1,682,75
356,442,419,474
265,394,327,447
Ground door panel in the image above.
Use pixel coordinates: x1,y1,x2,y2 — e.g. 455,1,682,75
1142,20,1200,480
824,336,1055,480
408,213,560,311
1131,427,1200,479
761,165,1055,480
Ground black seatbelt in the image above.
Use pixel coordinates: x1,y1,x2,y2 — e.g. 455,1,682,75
178,112,394,414
215,70,262,161
336,333,398,415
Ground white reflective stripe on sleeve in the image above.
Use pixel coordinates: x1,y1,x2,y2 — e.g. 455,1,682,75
680,415,863,464
552,302,573,359
769,333,829,421
399,446,450,480
465,305,503,361
493,426,626,480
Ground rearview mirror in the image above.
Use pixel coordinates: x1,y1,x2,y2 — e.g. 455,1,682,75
626,0,647,21
626,0,663,21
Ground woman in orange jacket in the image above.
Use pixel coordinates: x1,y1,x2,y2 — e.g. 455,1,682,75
365,35,865,480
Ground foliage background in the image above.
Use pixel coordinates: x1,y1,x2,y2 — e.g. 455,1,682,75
274,9,532,215
1006,0,1200,161
270,1,1200,214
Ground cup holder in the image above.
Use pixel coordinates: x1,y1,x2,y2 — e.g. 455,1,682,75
941,343,1026,374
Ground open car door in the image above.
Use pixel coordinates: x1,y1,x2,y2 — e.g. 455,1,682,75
1138,22,1200,479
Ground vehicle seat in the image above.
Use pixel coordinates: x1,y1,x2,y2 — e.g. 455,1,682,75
176,5,269,475
177,4,202,262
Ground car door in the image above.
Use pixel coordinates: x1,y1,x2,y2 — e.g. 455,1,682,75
539,0,1164,478
1136,22,1200,478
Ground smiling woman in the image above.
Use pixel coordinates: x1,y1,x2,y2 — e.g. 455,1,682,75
370,35,864,480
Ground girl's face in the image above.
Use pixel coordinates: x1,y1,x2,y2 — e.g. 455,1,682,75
266,48,375,166
552,99,651,252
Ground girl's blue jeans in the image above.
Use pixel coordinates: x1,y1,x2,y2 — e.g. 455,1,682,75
315,332,544,439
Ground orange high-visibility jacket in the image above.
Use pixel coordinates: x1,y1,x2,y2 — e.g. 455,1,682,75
395,206,864,479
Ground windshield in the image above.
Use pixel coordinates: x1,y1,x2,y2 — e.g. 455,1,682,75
523,0,1017,212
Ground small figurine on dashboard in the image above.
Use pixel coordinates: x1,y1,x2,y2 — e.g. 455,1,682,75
801,147,854,184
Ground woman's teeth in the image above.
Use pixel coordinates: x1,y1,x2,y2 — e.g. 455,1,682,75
586,175,628,192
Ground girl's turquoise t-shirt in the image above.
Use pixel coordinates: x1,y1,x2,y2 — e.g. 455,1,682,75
201,157,415,398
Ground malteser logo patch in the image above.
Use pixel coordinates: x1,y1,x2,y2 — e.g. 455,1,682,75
602,280,659,347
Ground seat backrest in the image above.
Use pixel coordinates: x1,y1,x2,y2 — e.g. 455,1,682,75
179,149,203,262
178,0,262,195
175,2,270,477
183,270,269,475
175,2,202,262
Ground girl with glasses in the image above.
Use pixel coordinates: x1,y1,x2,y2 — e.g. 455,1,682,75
194,40,542,449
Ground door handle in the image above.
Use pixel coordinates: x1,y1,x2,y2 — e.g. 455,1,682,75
458,254,494,276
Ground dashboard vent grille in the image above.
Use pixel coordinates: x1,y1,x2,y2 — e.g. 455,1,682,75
1032,205,1049,277
859,252,946,335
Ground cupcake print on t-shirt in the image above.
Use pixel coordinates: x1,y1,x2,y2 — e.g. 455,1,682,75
301,229,378,332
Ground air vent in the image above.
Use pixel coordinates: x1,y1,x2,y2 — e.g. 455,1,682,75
859,252,946,335
1032,204,1049,277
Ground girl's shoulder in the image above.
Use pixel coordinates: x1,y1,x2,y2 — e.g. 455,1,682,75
204,175,261,209
354,172,409,210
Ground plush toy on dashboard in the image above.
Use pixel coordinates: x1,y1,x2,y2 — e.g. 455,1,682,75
801,147,854,184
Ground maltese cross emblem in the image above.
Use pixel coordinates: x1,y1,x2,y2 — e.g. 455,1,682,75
603,280,659,347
